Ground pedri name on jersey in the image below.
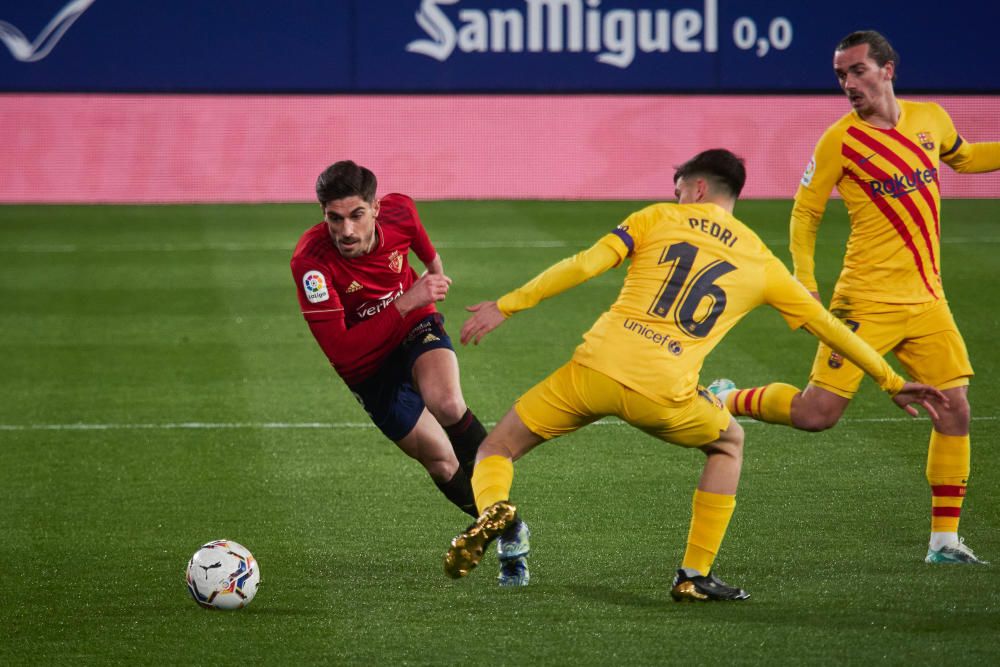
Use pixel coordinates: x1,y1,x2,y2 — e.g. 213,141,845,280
688,217,738,248
867,167,938,199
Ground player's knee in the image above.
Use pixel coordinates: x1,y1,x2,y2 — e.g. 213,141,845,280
794,414,837,432
428,394,468,426
935,392,970,431
791,406,841,432
791,388,847,432
703,422,743,460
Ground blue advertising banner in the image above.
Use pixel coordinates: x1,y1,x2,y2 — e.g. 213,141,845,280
1,0,997,92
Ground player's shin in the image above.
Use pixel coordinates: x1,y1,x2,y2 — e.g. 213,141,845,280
470,455,514,514
726,383,799,426
926,431,970,545
681,489,736,576
435,467,478,517
445,408,488,475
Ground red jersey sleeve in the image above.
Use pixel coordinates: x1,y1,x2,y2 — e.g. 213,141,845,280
389,194,436,264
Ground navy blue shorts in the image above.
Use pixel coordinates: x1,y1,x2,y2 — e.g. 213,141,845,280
347,314,455,441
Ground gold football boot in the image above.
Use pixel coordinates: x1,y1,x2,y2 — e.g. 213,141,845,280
670,569,749,601
444,501,518,579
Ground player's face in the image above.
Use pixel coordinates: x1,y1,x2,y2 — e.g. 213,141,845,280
323,196,380,258
833,44,894,116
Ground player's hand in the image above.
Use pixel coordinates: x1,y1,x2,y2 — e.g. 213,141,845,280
892,382,949,419
395,272,452,316
461,301,506,346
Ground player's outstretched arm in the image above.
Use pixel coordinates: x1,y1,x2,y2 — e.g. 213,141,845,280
892,382,949,419
460,301,505,346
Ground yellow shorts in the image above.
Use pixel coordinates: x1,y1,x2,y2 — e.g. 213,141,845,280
809,296,973,399
514,359,731,447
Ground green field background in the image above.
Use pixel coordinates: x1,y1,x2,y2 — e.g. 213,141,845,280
1,200,997,664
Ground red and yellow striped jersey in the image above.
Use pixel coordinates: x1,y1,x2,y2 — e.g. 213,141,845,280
791,99,967,303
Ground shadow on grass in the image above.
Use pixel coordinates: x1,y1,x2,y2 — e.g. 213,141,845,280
564,583,666,609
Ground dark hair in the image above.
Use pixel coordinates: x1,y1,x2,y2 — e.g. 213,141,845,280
315,160,377,206
673,149,747,199
836,30,898,82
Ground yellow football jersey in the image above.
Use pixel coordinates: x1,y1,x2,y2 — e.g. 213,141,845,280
567,202,826,405
792,99,967,303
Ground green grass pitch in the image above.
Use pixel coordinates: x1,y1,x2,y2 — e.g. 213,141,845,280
1,199,998,664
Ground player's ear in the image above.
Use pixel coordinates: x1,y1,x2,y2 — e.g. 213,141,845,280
883,60,895,82
697,178,709,202
371,197,381,217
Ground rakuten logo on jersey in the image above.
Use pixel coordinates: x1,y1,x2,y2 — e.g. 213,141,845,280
867,167,938,199
355,286,404,320
407,0,718,69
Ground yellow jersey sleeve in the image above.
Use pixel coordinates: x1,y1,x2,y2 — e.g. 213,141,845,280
790,127,843,292
496,234,624,317
935,104,1000,173
762,255,827,329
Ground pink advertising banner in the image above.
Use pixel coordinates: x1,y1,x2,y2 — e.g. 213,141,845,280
2,94,998,203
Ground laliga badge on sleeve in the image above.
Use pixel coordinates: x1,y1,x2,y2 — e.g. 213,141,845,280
800,156,817,187
302,270,330,303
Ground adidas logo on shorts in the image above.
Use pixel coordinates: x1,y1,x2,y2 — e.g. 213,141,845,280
422,333,440,344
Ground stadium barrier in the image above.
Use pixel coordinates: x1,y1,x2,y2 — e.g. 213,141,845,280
3,94,998,202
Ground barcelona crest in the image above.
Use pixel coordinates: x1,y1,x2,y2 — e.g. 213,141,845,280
917,131,935,151
388,250,404,273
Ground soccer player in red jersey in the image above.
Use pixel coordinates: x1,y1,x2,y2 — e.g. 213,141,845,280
710,31,1000,565
291,161,529,585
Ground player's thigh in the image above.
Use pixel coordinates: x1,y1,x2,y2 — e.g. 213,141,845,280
513,360,606,441
808,302,904,399
411,347,463,409
407,315,464,406
894,301,973,389
348,352,425,442
624,386,732,448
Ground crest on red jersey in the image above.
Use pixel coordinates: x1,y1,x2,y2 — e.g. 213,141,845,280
917,131,935,151
388,250,403,273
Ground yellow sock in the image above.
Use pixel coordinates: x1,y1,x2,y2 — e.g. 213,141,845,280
470,455,514,514
725,383,798,426
681,489,736,576
926,431,970,534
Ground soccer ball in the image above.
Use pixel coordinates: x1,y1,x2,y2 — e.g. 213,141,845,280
185,539,260,610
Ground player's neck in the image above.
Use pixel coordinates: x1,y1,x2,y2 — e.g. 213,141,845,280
858,94,900,129
702,196,735,214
